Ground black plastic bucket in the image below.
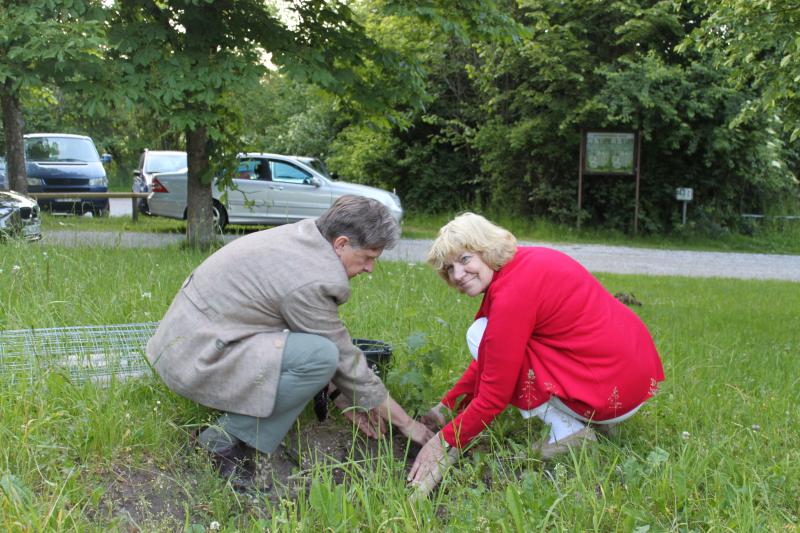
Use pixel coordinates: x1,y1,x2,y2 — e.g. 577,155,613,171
353,337,393,377
313,337,393,422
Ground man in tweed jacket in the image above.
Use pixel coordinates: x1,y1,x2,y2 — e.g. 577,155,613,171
147,196,432,486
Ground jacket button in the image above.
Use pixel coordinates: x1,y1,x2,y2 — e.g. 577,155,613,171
215,339,226,350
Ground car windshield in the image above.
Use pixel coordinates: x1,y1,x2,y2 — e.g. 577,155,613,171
145,153,187,173
25,137,100,163
303,158,332,179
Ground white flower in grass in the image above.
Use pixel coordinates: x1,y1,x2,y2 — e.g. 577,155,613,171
141,291,152,299
681,431,690,440
210,521,221,531
12,265,21,274
751,424,761,431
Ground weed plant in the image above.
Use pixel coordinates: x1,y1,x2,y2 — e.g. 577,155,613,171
1,242,799,530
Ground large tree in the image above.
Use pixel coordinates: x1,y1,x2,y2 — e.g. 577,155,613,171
682,0,800,142
0,0,106,193
109,0,428,248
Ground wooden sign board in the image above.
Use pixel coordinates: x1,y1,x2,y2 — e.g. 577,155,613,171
582,131,637,176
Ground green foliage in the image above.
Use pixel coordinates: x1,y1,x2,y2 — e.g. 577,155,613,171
682,0,800,142
0,0,106,91
386,331,447,414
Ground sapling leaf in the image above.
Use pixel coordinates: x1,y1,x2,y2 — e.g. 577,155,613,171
406,331,427,352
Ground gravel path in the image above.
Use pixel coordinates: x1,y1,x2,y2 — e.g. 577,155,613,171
42,230,800,282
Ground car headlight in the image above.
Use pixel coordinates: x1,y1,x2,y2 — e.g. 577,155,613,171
26,177,43,186
89,176,108,187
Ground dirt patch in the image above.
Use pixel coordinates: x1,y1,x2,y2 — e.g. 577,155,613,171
94,418,422,528
94,457,201,531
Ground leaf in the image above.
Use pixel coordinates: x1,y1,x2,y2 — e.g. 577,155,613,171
646,447,669,467
406,331,427,351
504,485,525,533
0,474,33,507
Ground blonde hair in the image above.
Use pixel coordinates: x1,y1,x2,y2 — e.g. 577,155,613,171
427,213,517,283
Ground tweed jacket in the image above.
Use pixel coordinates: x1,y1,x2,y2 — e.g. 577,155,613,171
146,219,388,418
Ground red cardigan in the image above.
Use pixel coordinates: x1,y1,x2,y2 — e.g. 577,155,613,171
440,247,664,448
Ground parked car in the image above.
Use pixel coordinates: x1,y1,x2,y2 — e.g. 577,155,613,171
132,149,187,214
0,189,42,241
147,153,403,229
24,133,111,216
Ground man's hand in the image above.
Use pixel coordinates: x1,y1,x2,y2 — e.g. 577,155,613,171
407,432,458,500
334,392,435,445
419,402,448,432
333,391,387,439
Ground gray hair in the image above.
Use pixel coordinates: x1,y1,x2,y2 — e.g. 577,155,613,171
316,195,400,250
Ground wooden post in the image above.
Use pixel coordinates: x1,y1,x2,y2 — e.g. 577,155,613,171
577,130,584,230
634,131,642,235
132,197,138,222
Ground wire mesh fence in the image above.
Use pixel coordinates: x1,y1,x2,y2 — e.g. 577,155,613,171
0,322,159,385
0,322,394,387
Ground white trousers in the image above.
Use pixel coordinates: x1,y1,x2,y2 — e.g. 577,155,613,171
466,318,641,425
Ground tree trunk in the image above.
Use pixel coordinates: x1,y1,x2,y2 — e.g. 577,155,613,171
185,125,217,249
1,80,28,193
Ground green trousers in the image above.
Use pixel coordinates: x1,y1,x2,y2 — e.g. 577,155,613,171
199,332,339,454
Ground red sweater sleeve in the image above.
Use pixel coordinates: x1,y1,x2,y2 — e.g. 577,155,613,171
441,265,539,448
441,359,478,409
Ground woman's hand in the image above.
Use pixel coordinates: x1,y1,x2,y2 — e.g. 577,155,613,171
407,432,458,500
419,402,448,432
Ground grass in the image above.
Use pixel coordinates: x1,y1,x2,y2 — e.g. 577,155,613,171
40,209,800,255
1,242,799,530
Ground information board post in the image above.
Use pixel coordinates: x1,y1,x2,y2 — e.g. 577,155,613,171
577,131,585,229
578,130,640,233
675,187,693,225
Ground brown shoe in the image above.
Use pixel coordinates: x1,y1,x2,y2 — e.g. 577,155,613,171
208,443,256,491
535,426,597,460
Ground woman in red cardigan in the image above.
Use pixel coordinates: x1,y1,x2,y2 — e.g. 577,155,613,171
408,213,664,496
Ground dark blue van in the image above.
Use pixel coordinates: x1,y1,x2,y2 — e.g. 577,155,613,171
24,133,111,216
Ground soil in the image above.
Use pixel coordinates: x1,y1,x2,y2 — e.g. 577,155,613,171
94,418,422,530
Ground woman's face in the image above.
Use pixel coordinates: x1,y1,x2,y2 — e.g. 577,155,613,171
445,251,494,296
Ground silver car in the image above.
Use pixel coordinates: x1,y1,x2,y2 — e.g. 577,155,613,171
147,153,403,229
0,190,42,241
132,149,187,214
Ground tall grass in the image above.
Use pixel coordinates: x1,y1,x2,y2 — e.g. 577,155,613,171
1,242,799,530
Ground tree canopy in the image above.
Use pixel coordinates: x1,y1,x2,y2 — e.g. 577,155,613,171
1,0,797,237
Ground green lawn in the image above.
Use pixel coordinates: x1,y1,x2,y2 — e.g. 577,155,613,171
40,210,800,255
1,243,799,530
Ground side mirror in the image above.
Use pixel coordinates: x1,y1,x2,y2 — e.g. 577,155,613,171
311,177,322,187
101,154,113,164
133,169,141,178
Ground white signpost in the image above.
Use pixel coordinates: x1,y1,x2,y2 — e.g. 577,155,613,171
675,187,693,224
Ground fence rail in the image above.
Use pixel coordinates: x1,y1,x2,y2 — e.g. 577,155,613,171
28,192,153,221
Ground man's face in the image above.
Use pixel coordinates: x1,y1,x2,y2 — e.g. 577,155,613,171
333,236,383,279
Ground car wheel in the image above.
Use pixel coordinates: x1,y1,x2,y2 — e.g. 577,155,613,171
213,201,228,231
